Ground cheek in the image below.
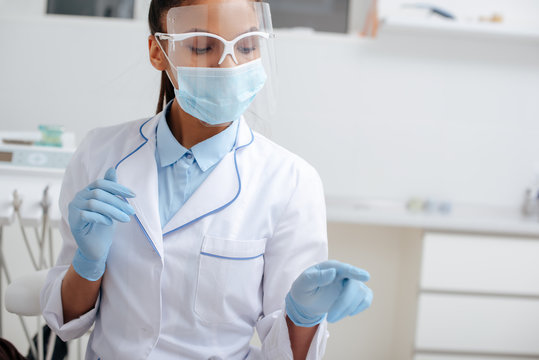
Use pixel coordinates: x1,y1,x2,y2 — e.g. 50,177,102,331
169,48,194,67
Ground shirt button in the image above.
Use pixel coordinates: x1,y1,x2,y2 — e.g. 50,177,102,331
185,153,193,160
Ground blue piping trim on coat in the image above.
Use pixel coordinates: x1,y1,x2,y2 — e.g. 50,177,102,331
133,213,160,255
115,117,255,256
200,252,264,260
162,127,255,238
114,117,158,257
114,118,152,171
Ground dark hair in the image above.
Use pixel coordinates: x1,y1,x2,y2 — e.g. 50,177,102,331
148,0,185,114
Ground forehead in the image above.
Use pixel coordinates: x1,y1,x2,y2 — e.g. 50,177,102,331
166,1,260,40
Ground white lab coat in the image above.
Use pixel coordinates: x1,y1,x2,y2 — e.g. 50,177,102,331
40,112,329,359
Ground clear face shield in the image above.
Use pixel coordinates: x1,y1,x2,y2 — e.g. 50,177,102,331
154,1,277,127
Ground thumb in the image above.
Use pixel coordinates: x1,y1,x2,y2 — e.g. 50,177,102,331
104,167,117,182
316,268,337,288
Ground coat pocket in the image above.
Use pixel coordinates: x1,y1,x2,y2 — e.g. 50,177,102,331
194,235,267,325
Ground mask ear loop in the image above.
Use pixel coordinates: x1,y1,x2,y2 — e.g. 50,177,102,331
154,33,179,89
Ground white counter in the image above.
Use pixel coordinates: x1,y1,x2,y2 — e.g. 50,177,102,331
326,196,539,237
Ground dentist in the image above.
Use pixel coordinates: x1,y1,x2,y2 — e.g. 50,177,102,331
41,1,373,359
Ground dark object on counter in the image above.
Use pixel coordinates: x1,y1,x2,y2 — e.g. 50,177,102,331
403,3,456,19
2,139,34,146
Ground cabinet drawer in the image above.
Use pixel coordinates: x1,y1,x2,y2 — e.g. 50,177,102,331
421,233,539,294
416,356,526,360
415,293,539,355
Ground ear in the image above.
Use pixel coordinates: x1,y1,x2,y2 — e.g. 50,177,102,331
148,35,178,89
148,35,168,71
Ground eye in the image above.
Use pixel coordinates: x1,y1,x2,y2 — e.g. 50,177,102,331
237,45,256,54
236,36,260,55
181,36,216,55
190,46,212,54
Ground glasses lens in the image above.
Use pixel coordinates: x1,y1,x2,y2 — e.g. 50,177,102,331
172,35,225,67
234,35,265,64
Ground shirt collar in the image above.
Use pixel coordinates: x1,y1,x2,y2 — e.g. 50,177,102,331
191,119,239,172
155,101,239,172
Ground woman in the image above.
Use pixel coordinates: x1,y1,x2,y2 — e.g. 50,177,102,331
41,1,373,359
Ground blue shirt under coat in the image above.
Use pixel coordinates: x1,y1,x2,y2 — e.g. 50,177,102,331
154,102,239,228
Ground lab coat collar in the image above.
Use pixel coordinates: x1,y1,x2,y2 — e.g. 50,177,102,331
115,116,163,259
115,109,254,258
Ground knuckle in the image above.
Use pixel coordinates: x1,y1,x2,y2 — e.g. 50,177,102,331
94,180,107,190
75,189,87,199
78,210,87,222
87,199,97,211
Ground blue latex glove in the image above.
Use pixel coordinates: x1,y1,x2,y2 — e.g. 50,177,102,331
68,167,135,281
285,260,373,327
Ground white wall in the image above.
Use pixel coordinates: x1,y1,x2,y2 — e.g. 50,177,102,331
270,29,539,208
0,15,159,138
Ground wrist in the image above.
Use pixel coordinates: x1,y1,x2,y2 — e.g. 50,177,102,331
285,292,326,327
72,248,107,282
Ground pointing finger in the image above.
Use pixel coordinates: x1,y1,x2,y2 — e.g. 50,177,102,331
80,199,132,223
318,260,370,282
81,188,135,216
79,209,113,226
345,266,370,282
87,179,135,198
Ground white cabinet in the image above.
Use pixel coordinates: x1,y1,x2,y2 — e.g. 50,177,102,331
415,232,539,358
415,356,526,360
420,233,539,295
416,293,539,354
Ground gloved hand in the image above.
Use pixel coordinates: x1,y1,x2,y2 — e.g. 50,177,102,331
68,167,135,281
285,260,373,327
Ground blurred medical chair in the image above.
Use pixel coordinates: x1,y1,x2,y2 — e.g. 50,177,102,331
0,131,76,359
5,270,55,360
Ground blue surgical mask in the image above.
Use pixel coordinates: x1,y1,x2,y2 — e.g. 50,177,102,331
174,59,267,126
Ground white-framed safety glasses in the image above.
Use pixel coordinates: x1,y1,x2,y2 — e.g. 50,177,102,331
155,31,272,66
